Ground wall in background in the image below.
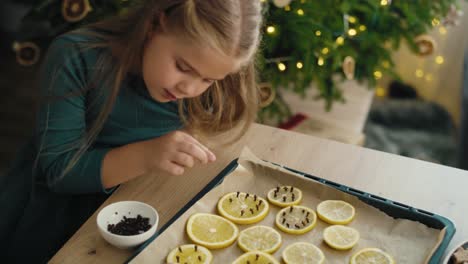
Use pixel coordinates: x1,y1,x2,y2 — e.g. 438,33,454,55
389,2,468,126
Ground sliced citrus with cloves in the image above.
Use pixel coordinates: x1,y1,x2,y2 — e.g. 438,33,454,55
166,244,212,264
275,205,317,235
267,186,302,207
232,251,280,264
217,191,269,225
186,213,238,249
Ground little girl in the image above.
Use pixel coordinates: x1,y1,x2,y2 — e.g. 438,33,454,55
0,0,263,262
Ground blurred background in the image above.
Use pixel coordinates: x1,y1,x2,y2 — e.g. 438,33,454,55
0,0,467,175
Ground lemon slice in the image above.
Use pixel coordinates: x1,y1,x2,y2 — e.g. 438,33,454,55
267,186,302,207
186,213,238,249
217,192,269,224
238,225,282,253
317,200,355,225
323,225,359,250
232,251,280,264
166,244,212,264
350,248,395,264
275,205,317,235
282,242,325,264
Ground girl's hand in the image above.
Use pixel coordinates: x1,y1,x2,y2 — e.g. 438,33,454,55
144,130,216,175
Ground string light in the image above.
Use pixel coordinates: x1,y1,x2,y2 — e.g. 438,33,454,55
297,9,304,16
348,29,357,36
374,71,383,79
432,18,440,26
348,16,357,23
380,0,389,6
415,69,424,78
267,26,276,34
376,86,386,97
435,56,444,64
382,61,390,68
315,30,322,36
278,62,286,71
336,36,345,45
359,25,367,31
439,26,447,35
284,5,291,11
296,62,303,69
321,47,329,54
318,57,325,66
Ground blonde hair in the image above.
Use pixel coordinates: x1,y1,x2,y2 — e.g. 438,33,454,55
48,0,263,181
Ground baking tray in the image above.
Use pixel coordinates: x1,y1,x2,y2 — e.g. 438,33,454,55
127,158,456,263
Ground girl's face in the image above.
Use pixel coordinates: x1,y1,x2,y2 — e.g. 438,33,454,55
142,26,241,103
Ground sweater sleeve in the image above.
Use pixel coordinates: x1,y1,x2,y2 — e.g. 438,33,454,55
35,35,113,194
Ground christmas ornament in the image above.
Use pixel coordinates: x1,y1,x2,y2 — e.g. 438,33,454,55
62,0,92,23
443,4,464,27
342,56,356,80
259,83,276,108
414,35,436,56
273,0,292,8
12,41,41,66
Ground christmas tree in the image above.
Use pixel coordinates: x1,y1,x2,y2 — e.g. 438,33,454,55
10,0,464,123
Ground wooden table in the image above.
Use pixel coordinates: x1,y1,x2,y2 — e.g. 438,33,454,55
51,124,468,263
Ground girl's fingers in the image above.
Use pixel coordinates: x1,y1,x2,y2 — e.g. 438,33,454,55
172,152,195,168
178,142,210,164
181,133,216,162
161,160,185,175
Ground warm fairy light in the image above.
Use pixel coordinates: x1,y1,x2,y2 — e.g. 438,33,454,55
374,71,383,79
381,0,388,6
376,86,386,97
278,62,286,71
348,16,357,23
284,5,291,11
415,69,424,78
315,30,322,36
296,62,303,69
267,26,276,34
439,26,447,35
425,74,433,82
336,36,345,45
348,29,357,36
297,9,304,16
432,18,440,26
435,56,444,64
318,57,325,66
359,25,367,31
321,47,329,54
382,61,390,68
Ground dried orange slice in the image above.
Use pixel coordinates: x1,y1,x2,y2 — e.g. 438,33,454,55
217,192,269,224
317,200,355,225
323,225,359,250
238,225,282,253
232,251,280,264
166,244,212,263
282,242,325,264
267,186,302,207
186,213,238,249
350,248,395,264
275,205,317,235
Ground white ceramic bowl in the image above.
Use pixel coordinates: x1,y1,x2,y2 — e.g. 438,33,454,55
96,201,159,249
